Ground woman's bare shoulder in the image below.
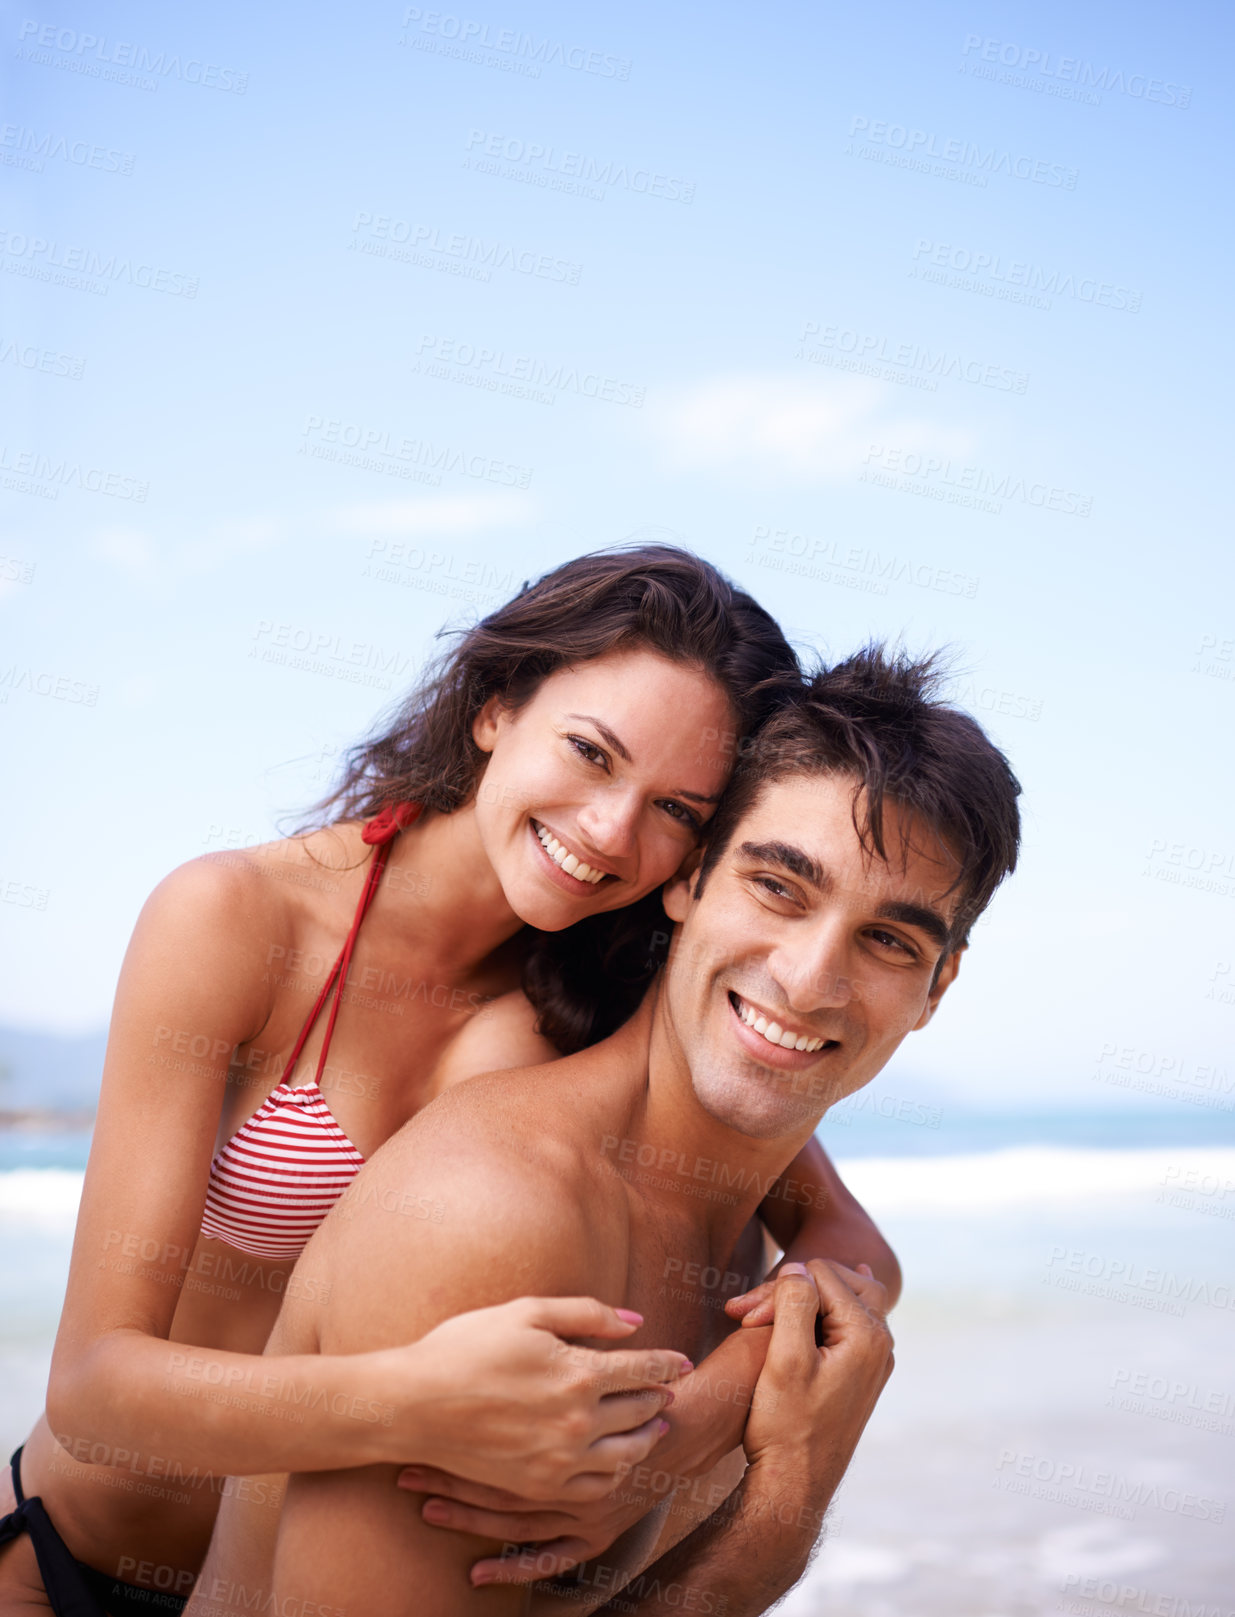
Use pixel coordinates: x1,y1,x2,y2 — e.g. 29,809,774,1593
426,989,561,1100
124,834,354,1024
144,824,362,938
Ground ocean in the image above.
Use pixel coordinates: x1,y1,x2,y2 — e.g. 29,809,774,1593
2,1107,1232,1613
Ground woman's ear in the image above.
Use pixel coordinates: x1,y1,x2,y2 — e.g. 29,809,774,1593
472,695,504,754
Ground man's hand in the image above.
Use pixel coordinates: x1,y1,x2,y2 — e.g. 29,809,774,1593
577,1262,894,1616
383,1297,690,1501
740,1258,893,1528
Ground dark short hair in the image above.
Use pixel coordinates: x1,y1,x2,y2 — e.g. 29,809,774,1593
694,645,1022,946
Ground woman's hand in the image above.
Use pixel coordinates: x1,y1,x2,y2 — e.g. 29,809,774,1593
396,1467,651,1587
395,1319,764,1587
723,1273,781,1328
376,1296,690,1502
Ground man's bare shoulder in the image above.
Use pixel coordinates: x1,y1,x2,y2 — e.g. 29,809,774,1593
302,1059,617,1354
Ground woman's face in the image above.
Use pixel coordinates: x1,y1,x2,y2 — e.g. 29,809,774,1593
470,647,736,931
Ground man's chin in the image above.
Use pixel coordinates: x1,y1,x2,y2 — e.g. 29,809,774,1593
692,1064,834,1141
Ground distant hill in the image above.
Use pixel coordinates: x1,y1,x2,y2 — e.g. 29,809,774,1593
0,1026,108,1117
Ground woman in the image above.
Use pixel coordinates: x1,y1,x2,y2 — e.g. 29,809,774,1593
0,545,897,1615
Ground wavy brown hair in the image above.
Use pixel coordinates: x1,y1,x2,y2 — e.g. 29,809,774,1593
310,544,801,1052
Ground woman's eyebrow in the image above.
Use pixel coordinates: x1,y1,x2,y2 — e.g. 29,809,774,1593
565,713,721,805
566,713,631,761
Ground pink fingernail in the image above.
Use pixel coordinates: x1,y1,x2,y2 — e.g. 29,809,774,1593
657,1418,670,1435
615,1308,643,1324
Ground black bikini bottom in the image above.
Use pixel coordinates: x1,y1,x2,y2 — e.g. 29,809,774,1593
0,1446,188,1617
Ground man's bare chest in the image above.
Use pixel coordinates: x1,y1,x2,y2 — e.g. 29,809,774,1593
619,1207,769,1365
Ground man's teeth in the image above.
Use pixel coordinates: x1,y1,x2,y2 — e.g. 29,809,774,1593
736,999,826,1053
534,822,607,885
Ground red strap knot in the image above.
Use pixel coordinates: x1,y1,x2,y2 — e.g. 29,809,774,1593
361,801,422,846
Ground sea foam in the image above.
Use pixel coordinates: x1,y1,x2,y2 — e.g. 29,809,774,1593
827,1145,1235,1212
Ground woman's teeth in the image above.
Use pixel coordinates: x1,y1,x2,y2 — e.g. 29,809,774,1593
534,822,607,885
736,998,826,1053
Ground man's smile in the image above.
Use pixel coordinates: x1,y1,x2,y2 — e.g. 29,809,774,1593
727,990,840,1064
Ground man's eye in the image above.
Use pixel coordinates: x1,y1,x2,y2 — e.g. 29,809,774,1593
569,735,607,767
755,876,796,902
869,929,915,957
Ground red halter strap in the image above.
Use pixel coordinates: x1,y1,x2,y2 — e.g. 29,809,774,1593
279,802,423,1086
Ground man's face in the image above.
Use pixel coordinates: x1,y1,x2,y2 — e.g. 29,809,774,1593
660,771,965,1140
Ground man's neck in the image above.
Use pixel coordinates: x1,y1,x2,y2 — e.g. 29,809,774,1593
607,984,819,1253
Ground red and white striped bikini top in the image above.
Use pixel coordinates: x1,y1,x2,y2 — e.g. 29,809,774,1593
199,802,421,1261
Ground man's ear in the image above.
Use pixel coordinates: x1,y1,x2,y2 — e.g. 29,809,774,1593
471,694,505,754
914,945,965,1031
663,853,702,923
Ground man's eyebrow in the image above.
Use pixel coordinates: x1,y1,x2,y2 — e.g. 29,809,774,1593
566,714,721,806
875,900,952,950
738,840,827,890
739,840,954,948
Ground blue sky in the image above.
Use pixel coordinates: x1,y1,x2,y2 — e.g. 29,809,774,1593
2,0,1232,1110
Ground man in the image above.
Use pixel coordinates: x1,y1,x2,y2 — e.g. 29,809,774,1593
188,647,1021,1616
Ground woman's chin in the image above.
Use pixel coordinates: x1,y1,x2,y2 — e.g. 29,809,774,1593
507,873,615,931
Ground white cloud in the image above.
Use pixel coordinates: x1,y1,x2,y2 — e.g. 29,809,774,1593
328,491,536,536
182,516,288,573
86,518,288,581
88,526,159,576
650,372,974,485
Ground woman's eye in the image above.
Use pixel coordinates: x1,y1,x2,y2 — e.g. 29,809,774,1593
569,735,607,767
660,799,700,828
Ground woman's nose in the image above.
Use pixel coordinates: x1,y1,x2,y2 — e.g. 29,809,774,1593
576,790,641,858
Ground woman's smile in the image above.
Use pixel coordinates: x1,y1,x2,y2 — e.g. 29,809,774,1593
530,817,615,888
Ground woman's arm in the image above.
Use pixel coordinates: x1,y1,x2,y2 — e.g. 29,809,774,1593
48,860,676,1489
48,854,293,1461
47,853,423,1475
747,1134,901,1308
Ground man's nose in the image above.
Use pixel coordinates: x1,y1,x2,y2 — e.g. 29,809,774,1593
772,922,855,1013
576,789,641,860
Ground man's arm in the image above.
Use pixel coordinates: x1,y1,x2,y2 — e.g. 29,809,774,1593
416,1142,896,1585
581,1261,894,1617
